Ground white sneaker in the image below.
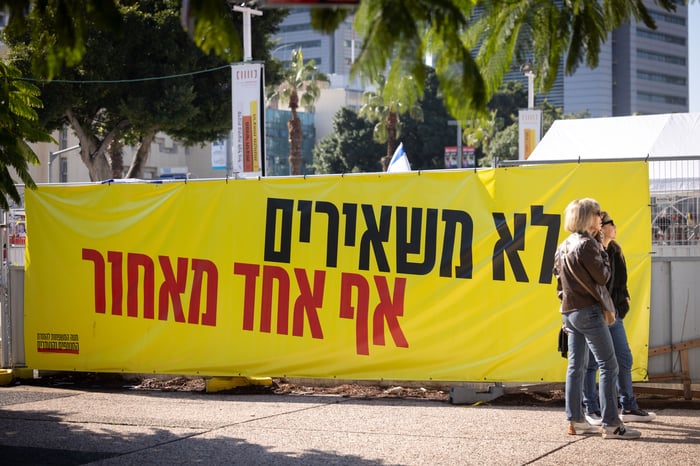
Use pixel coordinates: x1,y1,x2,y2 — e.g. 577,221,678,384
568,420,599,435
585,412,602,426
602,423,642,439
620,408,656,423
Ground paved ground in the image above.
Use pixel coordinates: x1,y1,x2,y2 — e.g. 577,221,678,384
1,380,700,465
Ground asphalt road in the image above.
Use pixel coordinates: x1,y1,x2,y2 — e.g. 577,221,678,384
1,382,700,465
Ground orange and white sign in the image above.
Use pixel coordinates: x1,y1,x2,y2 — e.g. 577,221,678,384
519,109,542,160
232,63,264,175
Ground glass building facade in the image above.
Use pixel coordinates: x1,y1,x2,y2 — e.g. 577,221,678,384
265,108,316,176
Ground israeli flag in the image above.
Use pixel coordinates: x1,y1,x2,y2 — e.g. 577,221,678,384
387,142,411,173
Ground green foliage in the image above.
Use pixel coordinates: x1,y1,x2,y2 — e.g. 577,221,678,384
352,0,486,124
469,0,674,96
358,73,424,169
268,49,329,111
312,0,674,123
0,62,53,208
313,108,383,174
315,68,454,173
0,0,675,124
2,0,122,79
4,0,285,180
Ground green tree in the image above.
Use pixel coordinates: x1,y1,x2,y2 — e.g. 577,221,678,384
359,74,424,171
268,49,329,176
487,81,527,128
0,62,53,208
471,81,528,166
0,0,673,120
5,0,284,180
313,108,383,174
463,111,498,167
315,68,454,173
394,68,456,170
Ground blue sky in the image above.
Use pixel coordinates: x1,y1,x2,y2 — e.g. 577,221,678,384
691,2,698,112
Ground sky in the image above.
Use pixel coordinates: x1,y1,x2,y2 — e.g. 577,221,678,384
691,2,698,112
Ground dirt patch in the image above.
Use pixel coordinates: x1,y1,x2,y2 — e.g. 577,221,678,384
15,372,700,409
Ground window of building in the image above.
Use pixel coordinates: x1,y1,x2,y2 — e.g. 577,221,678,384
637,28,686,46
638,70,686,86
637,91,686,106
648,10,686,26
60,126,69,149
637,49,686,66
279,23,312,33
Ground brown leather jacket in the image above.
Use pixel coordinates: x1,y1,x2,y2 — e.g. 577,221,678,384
554,232,611,313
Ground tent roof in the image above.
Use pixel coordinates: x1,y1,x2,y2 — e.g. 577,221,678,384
529,112,700,160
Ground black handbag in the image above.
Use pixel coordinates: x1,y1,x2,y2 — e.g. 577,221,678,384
558,327,568,358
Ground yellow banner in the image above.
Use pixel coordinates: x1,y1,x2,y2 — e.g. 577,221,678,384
24,162,651,382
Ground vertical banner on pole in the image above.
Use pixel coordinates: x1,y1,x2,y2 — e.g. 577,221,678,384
231,62,265,176
518,109,542,160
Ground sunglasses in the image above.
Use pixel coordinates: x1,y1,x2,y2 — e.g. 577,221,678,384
602,220,615,226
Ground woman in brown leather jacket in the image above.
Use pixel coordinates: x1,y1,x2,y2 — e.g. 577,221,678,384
553,198,641,439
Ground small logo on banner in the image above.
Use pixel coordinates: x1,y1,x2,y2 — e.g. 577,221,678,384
36,332,80,354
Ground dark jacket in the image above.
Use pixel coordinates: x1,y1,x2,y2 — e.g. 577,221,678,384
606,240,631,319
554,232,611,313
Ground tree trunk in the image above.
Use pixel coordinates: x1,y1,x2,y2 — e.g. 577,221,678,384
109,140,124,179
125,129,158,179
288,90,303,175
65,109,128,181
381,111,398,171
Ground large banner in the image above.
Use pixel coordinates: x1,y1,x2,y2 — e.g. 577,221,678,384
24,162,651,382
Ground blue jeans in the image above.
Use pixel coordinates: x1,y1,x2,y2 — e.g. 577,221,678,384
563,304,620,427
582,317,638,413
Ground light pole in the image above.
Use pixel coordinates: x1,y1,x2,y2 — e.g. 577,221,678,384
232,4,263,62
448,121,464,168
48,145,80,183
520,63,535,109
271,42,297,61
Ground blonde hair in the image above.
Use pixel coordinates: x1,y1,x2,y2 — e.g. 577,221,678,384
564,198,601,233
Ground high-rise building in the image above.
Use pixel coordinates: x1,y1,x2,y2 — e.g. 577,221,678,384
271,8,358,77
272,2,689,118
501,1,689,116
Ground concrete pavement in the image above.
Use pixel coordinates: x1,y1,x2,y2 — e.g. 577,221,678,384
1,383,700,465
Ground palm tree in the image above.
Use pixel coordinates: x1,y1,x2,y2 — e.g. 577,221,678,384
268,49,329,175
359,75,423,171
0,62,53,209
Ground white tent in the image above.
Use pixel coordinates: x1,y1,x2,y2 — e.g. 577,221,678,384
528,113,700,193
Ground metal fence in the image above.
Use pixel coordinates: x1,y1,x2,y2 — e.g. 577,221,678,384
650,157,700,246
498,156,700,247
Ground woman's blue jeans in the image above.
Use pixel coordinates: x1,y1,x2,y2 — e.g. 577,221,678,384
582,317,638,413
563,304,620,427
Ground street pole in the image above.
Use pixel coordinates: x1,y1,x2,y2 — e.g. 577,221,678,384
48,144,80,183
230,4,263,178
524,70,535,109
448,121,463,168
232,5,263,62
